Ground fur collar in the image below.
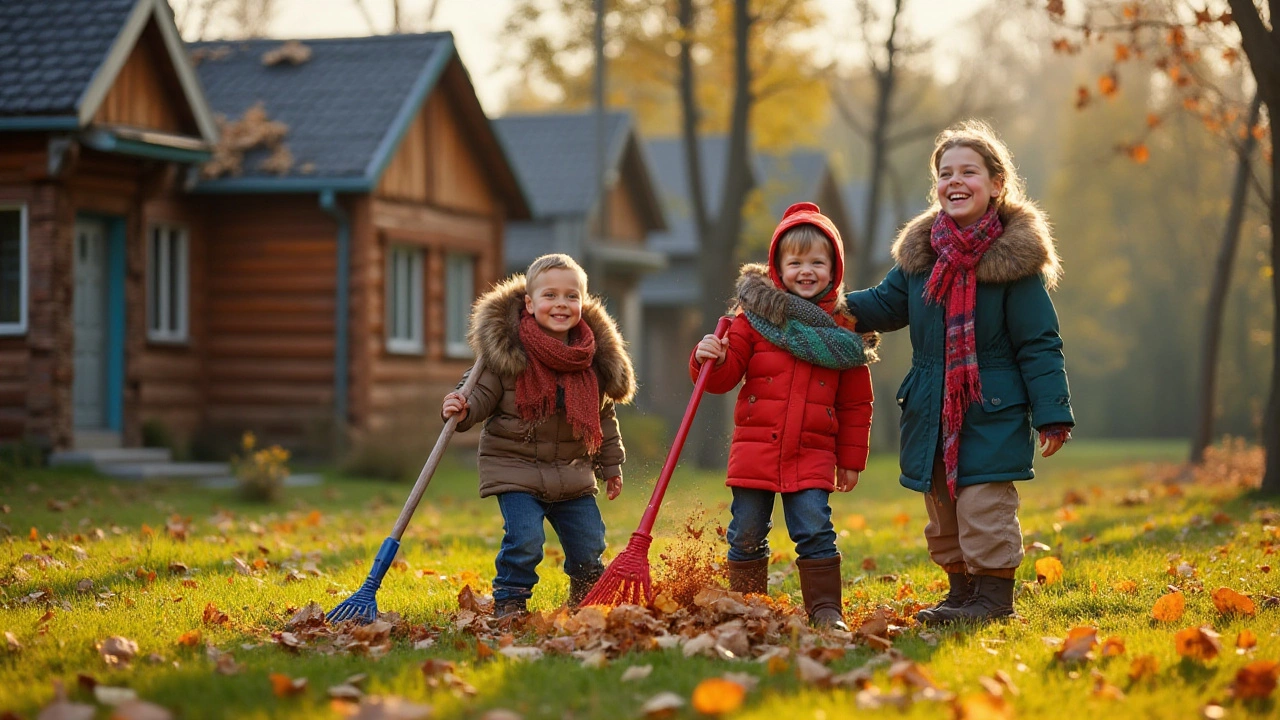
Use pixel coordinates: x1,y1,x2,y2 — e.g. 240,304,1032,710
890,200,1062,289
734,263,878,358
467,275,636,404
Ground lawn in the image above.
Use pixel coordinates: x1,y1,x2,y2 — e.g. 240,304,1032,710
2,438,1278,719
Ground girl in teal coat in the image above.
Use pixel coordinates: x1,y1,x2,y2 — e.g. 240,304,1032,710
845,120,1074,624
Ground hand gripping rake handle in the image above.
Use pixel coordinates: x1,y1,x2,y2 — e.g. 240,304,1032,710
635,315,732,535
329,356,485,622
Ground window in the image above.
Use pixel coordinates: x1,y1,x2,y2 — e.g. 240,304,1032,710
445,253,475,358
0,206,28,335
147,224,189,343
386,245,423,353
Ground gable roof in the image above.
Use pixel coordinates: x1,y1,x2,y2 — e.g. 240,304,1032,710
492,111,664,229
191,32,529,214
0,0,216,141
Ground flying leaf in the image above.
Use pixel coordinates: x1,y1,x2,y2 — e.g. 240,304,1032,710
1174,626,1222,661
1055,626,1098,663
269,673,308,697
1152,591,1184,622
1230,660,1279,700
691,678,746,715
1035,557,1065,585
1128,654,1158,682
1211,587,1256,617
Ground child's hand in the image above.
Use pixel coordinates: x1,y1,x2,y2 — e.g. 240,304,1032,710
836,468,859,492
442,392,469,420
694,334,727,366
1039,431,1065,458
606,476,623,500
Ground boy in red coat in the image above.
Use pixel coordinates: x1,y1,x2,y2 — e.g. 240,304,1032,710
692,202,875,628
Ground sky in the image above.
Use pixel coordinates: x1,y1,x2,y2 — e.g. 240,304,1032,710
182,0,987,116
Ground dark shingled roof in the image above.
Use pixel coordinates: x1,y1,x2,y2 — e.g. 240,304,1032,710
0,0,137,117
191,33,452,179
492,112,631,217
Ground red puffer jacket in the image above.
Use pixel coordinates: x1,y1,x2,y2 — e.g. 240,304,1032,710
688,202,874,493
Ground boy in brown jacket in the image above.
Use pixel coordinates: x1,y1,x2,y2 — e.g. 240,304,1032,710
442,254,635,618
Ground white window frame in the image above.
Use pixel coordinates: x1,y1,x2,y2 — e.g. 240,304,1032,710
444,253,475,359
0,204,29,336
386,245,424,354
146,224,190,343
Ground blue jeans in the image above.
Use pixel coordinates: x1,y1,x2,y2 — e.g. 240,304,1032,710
493,492,607,602
725,487,838,562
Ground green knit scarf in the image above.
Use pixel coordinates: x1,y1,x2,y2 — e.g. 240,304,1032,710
744,292,868,370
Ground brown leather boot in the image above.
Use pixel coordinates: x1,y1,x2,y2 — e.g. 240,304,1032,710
727,557,769,595
567,568,603,607
493,597,528,619
915,570,975,625
931,574,1016,624
796,555,847,630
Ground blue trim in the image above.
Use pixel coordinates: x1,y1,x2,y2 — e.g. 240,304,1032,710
364,35,455,184
318,191,350,439
194,176,372,194
106,218,125,432
81,131,211,163
0,116,80,131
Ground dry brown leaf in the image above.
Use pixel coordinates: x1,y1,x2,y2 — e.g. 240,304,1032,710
1211,587,1256,617
1152,591,1185,622
1035,557,1065,585
621,665,653,682
1100,636,1126,657
5,631,20,652
1089,669,1125,700
952,690,1013,719
202,603,230,626
1055,626,1097,663
1237,629,1258,651
690,678,746,715
888,660,939,690
1230,660,1279,700
1174,626,1222,661
269,673,308,698
1128,654,1159,682
328,684,364,701
795,655,833,686
98,636,139,666
176,630,201,647
639,691,684,719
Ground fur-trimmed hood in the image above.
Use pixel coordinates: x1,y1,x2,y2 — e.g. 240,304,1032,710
734,263,879,358
466,274,636,404
891,200,1062,289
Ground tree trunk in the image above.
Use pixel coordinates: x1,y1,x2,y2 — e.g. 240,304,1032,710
854,0,903,290
1263,117,1280,494
1190,94,1261,464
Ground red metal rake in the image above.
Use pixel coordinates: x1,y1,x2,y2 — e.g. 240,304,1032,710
580,316,733,608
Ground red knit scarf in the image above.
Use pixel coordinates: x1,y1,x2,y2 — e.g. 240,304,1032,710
925,205,1003,500
516,311,603,454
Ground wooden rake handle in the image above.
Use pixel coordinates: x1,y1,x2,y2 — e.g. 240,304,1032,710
389,355,486,540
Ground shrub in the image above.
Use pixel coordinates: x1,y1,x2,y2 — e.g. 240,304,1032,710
230,432,291,502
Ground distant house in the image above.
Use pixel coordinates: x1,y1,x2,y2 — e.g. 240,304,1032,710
492,111,666,356
0,0,530,456
638,137,853,427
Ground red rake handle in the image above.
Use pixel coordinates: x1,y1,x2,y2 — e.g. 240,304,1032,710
635,315,733,535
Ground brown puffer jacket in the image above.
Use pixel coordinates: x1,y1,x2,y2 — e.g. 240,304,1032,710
453,274,636,502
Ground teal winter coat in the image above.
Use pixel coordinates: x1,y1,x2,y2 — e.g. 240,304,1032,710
845,201,1074,493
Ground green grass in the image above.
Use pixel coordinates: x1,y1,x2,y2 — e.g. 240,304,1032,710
2,439,1277,719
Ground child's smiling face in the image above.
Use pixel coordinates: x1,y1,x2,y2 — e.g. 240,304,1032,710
936,146,1004,227
778,242,832,300
524,267,584,341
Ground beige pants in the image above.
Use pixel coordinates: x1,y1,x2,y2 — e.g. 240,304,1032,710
923,445,1024,577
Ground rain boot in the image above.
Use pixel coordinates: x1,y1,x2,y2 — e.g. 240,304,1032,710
914,565,975,626
796,555,847,630
931,573,1016,624
727,557,769,596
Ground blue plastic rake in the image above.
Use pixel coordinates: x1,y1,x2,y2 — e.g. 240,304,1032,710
327,356,485,624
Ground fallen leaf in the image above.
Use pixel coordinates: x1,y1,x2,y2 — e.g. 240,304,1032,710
952,690,1013,719
35,680,95,720
202,603,230,626
92,686,138,705
1090,669,1125,700
888,660,939,690
1174,626,1222,661
1230,660,1279,700
1128,654,1159,682
691,678,746,715
269,673,308,697
328,684,364,701
98,636,139,666
1237,629,1258,651
176,630,201,647
1152,591,1185,622
5,631,20,652
1211,587,1256,617
1112,580,1138,594
1035,557,1065,585
1055,626,1098,663
795,655,833,685
621,665,653,682
1100,636,1126,657
639,691,684,719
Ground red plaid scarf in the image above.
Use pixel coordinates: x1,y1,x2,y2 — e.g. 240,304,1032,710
516,311,603,454
925,205,1003,499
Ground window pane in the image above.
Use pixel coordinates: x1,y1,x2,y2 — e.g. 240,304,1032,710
167,230,179,333
445,254,473,354
0,210,20,324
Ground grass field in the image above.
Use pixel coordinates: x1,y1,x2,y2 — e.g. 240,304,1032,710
2,439,1278,719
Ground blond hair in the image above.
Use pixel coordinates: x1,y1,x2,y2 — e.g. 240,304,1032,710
525,253,588,293
930,119,1026,214
773,224,832,271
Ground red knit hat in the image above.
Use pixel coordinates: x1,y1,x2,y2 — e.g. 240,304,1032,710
767,202,846,313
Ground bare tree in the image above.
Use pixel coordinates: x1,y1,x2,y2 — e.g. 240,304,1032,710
172,0,277,40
